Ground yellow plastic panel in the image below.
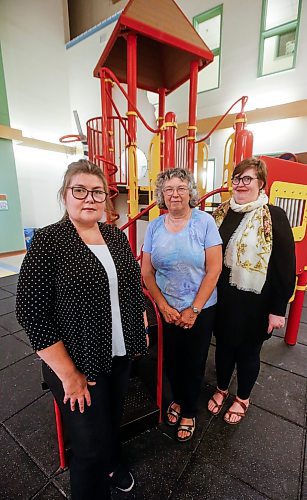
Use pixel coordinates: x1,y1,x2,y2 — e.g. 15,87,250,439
148,134,161,221
269,181,307,242
127,145,138,218
196,141,207,198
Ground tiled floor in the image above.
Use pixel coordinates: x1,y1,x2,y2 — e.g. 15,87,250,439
0,253,24,278
0,273,306,499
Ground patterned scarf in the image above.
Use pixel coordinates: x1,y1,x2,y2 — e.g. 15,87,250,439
214,191,272,294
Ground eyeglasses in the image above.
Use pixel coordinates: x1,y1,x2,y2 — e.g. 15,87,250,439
68,187,108,203
232,175,258,186
163,186,189,196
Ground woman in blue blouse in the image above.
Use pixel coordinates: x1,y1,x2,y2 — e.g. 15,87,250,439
142,168,222,442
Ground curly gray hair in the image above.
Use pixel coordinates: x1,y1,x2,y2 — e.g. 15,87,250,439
155,168,199,209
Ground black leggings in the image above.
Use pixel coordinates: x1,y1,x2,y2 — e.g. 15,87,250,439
215,338,263,400
43,356,131,500
163,305,215,418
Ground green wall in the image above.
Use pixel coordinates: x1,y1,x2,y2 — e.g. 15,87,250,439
0,44,25,253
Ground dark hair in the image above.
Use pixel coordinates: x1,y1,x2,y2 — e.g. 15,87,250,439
58,159,115,221
232,157,267,189
155,168,199,209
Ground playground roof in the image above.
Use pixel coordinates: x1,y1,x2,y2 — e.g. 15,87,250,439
93,0,214,94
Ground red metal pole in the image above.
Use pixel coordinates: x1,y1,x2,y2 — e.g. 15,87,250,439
187,60,199,172
233,98,253,165
127,33,137,256
158,88,166,172
158,88,165,130
106,78,115,182
53,399,66,469
100,70,109,179
285,270,307,345
163,111,176,170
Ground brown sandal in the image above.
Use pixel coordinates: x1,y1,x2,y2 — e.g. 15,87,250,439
224,397,249,425
166,402,181,426
208,388,229,416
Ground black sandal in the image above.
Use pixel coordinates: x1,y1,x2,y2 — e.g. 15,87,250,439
166,402,181,426
177,417,195,442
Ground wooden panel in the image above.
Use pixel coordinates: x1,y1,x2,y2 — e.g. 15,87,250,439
137,37,165,89
125,0,211,53
104,36,193,92
162,44,197,91
296,152,307,164
104,37,127,83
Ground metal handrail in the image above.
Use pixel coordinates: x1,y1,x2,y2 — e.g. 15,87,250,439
120,201,157,231
195,96,248,144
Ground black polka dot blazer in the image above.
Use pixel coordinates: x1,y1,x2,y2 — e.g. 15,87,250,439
16,219,147,379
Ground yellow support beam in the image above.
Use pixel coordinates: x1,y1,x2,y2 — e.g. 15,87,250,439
148,134,161,221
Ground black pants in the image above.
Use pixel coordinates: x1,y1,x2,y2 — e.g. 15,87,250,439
43,356,131,500
215,338,263,399
163,306,215,418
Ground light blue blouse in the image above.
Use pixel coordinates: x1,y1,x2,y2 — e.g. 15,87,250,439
143,209,222,312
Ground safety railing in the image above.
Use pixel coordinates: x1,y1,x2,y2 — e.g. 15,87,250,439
275,197,305,229
176,135,188,169
87,116,128,186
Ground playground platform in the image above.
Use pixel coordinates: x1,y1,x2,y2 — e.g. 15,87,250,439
0,273,306,499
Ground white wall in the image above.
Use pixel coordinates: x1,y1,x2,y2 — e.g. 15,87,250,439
0,0,76,228
13,145,73,228
168,0,307,121
0,0,72,142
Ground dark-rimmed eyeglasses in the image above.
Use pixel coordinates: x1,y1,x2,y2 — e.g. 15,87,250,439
232,176,258,186
68,187,108,203
163,187,189,196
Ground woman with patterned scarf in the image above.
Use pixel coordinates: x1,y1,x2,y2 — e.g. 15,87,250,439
207,157,296,424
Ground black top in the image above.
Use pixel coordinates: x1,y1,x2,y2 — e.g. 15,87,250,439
16,219,147,379
215,205,296,345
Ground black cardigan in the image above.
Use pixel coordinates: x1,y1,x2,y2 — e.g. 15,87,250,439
16,219,147,379
215,205,296,345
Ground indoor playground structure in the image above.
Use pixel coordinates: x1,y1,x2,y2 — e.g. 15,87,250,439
61,0,306,346
57,0,306,467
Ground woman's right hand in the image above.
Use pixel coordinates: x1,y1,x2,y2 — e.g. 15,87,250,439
159,303,181,323
62,370,96,413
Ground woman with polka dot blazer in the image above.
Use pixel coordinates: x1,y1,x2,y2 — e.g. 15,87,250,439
16,160,148,500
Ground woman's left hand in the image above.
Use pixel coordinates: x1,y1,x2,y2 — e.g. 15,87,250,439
267,314,285,333
175,308,197,329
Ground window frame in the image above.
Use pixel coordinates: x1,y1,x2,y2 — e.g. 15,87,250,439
193,5,223,94
258,0,302,77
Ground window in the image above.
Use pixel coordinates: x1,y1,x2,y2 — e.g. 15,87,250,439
193,5,223,93
258,0,301,77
